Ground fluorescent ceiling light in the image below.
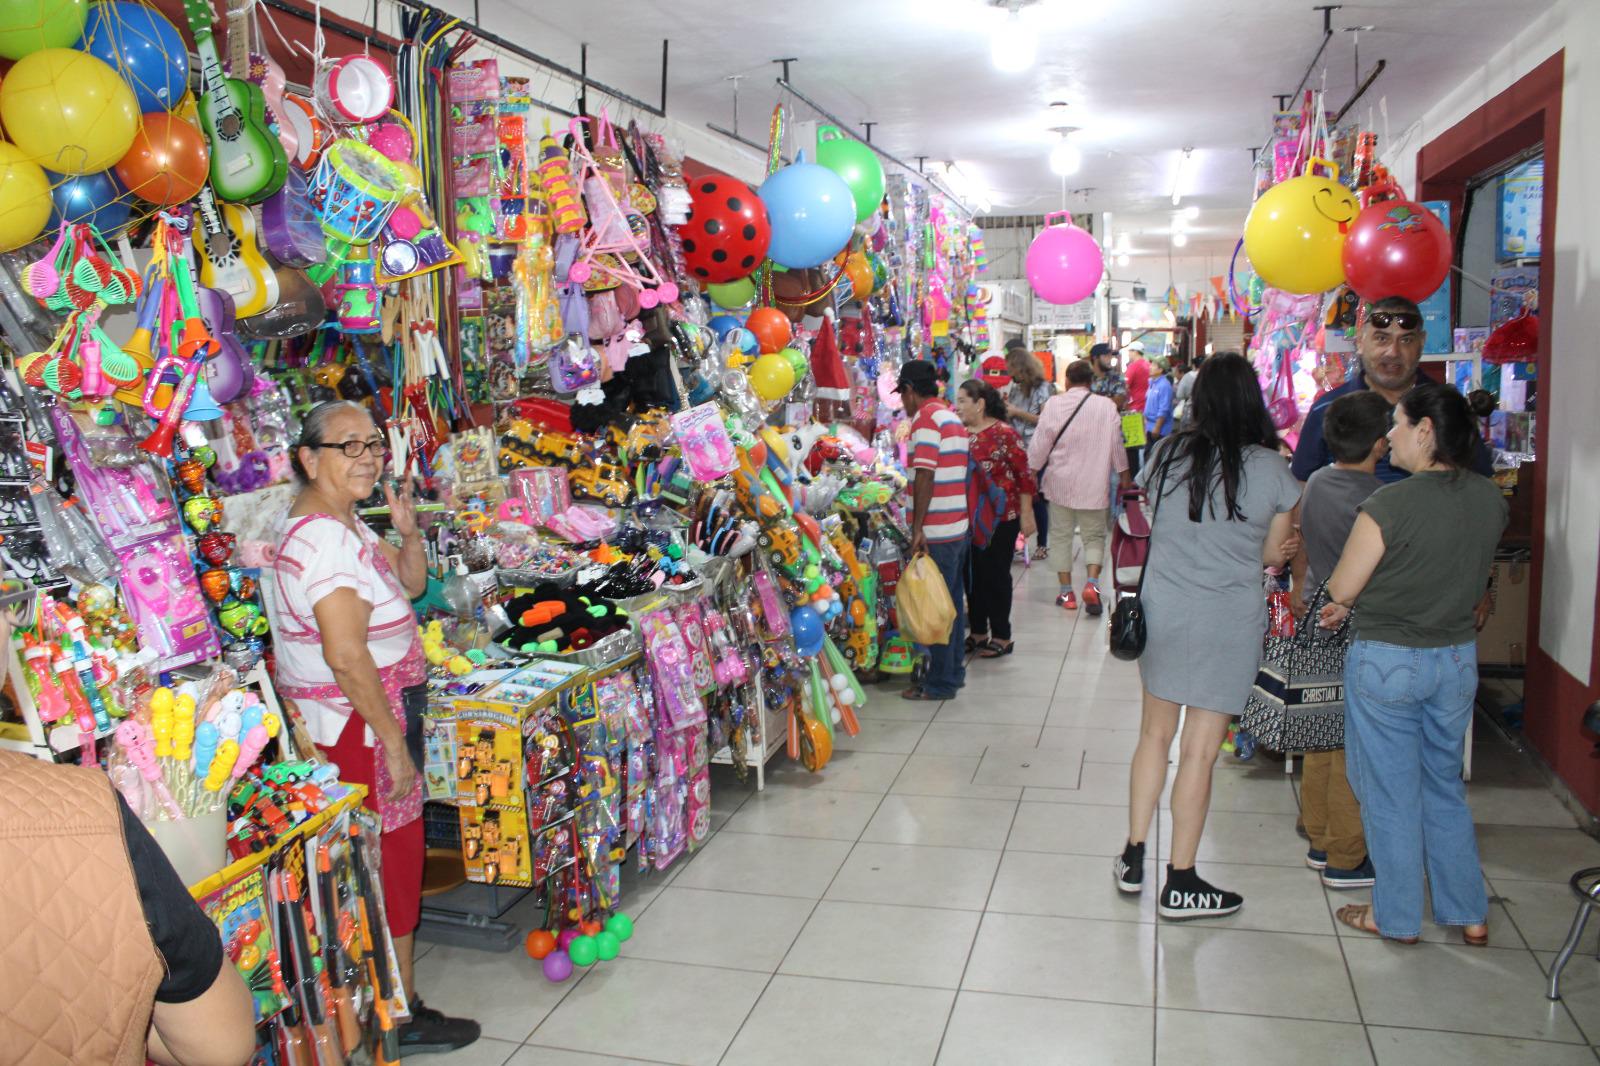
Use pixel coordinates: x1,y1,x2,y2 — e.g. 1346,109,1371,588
1170,147,1194,206
991,10,1035,72
1182,205,1200,220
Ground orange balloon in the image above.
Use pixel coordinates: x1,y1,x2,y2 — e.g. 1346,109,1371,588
844,253,873,301
746,306,792,355
114,112,209,207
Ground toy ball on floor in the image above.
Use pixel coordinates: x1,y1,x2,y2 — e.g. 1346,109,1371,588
594,930,621,961
1340,192,1451,303
1243,171,1358,295
567,935,599,968
683,176,770,284
525,929,556,960
541,950,573,982
605,913,634,942
557,928,580,951
1026,214,1104,305
760,151,855,270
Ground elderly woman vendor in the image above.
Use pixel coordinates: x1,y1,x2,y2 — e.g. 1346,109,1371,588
266,401,478,1056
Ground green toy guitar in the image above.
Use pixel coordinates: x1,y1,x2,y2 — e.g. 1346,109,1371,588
180,0,287,204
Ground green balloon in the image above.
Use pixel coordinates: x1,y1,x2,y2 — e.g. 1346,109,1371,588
707,276,756,309
0,0,86,61
594,930,621,961
779,346,809,379
568,935,599,967
816,125,886,224
605,913,634,942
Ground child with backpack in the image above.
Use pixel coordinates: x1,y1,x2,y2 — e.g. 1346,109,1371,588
1293,389,1393,888
955,379,1036,656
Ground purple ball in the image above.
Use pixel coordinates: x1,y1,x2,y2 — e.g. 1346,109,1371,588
558,928,580,950
542,950,574,982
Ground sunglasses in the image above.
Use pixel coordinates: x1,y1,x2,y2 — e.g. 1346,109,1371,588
1366,310,1422,331
318,438,389,459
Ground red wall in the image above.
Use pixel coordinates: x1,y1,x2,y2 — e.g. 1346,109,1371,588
1418,53,1600,813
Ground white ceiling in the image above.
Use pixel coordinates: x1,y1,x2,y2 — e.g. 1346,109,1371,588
477,0,1552,259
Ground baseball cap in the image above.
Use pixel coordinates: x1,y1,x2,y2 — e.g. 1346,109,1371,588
1003,337,1027,353
895,360,939,394
1125,341,1146,353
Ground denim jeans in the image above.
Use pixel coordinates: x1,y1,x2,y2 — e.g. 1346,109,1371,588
921,538,968,698
1343,638,1486,938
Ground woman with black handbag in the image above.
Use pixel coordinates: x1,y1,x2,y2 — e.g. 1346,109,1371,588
1114,353,1303,920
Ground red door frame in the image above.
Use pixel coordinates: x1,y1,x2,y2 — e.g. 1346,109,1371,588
1414,52,1595,810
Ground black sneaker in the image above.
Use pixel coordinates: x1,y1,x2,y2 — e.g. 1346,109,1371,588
1321,856,1376,889
399,999,481,1055
1305,847,1328,870
1158,866,1243,920
1114,841,1146,894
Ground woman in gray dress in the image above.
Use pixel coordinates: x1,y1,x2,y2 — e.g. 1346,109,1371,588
1113,353,1303,919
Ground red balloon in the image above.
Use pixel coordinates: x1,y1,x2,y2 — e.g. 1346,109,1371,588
114,112,209,207
1341,197,1452,303
682,176,771,284
746,307,791,354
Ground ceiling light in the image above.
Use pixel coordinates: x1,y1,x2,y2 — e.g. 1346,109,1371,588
1117,233,1132,253
1170,146,1194,207
1182,205,1200,220
1171,214,1188,233
1115,253,1130,267
1049,139,1081,176
990,3,1036,72
1171,231,1189,248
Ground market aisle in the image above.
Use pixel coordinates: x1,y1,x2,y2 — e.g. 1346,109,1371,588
416,562,1600,1066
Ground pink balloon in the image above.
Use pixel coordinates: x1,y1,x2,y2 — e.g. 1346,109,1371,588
1026,218,1105,305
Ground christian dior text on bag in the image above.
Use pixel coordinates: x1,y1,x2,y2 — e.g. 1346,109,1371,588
1240,583,1351,752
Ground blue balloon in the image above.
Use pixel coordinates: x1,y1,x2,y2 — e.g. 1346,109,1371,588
789,605,825,657
759,156,856,270
78,1,191,114
48,170,130,235
709,314,743,340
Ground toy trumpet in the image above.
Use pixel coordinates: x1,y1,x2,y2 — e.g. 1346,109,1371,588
140,265,223,458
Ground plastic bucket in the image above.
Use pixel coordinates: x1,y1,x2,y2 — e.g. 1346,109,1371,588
146,808,228,889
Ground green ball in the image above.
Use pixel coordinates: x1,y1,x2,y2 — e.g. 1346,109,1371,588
707,276,755,309
815,125,886,224
567,935,598,967
0,0,86,61
605,913,634,942
780,346,809,379
594,930,621,961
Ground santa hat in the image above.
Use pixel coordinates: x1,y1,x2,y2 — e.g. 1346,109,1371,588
810,309,853,420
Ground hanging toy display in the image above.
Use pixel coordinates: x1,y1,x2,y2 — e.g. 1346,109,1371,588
1025,211,1104,305
1339,178,1452,303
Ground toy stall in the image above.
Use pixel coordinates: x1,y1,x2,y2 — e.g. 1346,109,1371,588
0,0,987,1024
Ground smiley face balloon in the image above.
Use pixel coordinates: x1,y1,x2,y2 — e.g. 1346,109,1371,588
1242,164,1359,295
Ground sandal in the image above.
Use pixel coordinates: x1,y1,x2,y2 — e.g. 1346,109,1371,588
1035,546,1049,560
1335,904,1418,944
900,687,943,701
965,633,991,654
1463,925,1490,947
979,641,1015,658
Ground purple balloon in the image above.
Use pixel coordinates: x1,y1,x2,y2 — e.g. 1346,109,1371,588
1026,219,1105,305
542,950,574,982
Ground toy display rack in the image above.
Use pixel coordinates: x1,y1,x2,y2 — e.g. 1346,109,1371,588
185,785,369,899
707,676,787,792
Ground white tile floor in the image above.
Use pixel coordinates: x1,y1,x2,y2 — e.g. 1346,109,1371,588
417,562,1600,1065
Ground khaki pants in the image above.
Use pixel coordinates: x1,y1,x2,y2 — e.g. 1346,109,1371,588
1301,749,1366,869
1047,504,1108,567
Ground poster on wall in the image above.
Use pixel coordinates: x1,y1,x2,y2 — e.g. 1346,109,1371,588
1419,200,1453,355
1497,159,1543,261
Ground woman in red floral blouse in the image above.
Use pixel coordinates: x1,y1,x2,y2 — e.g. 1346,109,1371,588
955,380,1037,656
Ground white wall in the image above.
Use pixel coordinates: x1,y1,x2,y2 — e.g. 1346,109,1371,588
1392,0,1598,680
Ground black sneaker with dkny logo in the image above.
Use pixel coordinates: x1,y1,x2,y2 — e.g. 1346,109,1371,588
1114,840,1145,894
1158,866,1242,920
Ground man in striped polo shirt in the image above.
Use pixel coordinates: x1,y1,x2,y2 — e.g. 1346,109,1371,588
898,360,970,701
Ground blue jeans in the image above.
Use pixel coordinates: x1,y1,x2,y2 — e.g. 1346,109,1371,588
1343,639,1486,939
921,538,968,698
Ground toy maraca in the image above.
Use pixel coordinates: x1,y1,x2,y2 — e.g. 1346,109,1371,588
150,686,174,756
203,739,240,792
172,691,197,762
231,724,271,781
116,720,184,818
192,720,220,776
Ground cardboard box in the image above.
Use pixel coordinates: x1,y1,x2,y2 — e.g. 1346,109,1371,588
1478,559,1530,667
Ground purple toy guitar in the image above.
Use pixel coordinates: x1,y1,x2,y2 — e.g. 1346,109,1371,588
261,167,328,269
195,285,253,404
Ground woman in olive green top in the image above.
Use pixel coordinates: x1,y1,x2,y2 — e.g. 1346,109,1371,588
1319,384,1506,945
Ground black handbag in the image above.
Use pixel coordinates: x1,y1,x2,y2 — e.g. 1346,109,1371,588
1107,460,1170,661
1239,583,1353,752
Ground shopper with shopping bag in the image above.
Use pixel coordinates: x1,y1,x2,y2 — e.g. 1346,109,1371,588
896,361,970,701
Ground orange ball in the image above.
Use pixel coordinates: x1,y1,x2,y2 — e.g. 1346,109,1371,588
579,920,603,937
114,112,209,207
844,253,873,302
525,929,556,959
746,307,792,355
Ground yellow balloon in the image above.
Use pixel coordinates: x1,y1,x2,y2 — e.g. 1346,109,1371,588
0,48,139,174
749,353,796,402
0,141,52,251
1242,174,1359,295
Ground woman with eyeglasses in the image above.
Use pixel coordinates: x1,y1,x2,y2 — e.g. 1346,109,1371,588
265,400,480,1055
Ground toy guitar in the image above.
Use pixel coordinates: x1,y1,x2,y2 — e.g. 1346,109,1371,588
260,167,327,269
193,186,278,318
195,284,253,403
181,0,287,204
236,251,326,341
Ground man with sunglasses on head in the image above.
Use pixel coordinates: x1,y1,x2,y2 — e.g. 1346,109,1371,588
1291,296,1493,484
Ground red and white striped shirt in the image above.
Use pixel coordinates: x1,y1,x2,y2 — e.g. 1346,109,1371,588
910,399,970,543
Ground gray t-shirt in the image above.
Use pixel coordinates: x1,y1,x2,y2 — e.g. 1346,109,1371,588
1301,466,1382,589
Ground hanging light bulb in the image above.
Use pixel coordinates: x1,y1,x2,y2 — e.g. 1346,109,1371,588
1115,253,1130,267
1049,137,1081,177
1171,231,1189,248
991,9,1035,72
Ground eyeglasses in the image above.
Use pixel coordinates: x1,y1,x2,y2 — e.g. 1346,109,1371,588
317,438,389,459
1366,310,1422,331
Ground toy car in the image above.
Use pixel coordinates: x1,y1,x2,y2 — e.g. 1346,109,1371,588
261,760,319,785
756,524,800,570
533,431,584,465
570,463,633,507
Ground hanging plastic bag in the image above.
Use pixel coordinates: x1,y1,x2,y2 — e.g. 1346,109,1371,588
896,552,955,645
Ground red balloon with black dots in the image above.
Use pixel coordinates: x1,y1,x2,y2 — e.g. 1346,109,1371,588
682,176,772,284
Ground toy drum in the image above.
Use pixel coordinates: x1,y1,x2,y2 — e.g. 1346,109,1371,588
280,94,328,172
315,54,395,124
309,140,409,245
